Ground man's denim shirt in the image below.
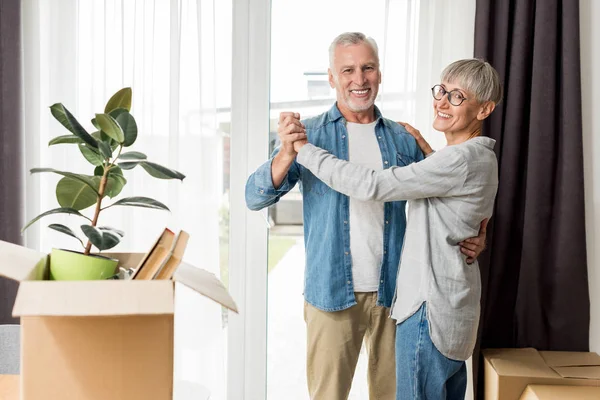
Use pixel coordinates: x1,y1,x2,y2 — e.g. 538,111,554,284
245,104,423,312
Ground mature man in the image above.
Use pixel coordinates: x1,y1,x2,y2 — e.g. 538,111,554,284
245,32,485,399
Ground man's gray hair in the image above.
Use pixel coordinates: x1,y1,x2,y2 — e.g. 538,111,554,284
441,59,503,104
328,32,379,70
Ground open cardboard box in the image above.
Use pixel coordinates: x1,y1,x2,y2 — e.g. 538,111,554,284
483,348,600,400
0,240,237,400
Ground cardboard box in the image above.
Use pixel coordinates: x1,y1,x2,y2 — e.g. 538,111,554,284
519,384,600,400
483,348,600,400
0,240,237,400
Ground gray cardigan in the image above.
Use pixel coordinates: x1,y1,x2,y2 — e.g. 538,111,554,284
297,137,498,360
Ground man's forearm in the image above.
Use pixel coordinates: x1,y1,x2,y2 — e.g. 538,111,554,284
271,151,296,189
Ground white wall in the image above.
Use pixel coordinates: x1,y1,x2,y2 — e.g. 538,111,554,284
580,0,600,353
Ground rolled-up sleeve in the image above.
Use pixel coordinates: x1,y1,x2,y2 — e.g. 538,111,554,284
245,147,301,211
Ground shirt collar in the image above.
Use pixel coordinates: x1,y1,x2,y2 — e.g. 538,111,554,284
472,136,496,149
327,102,383,125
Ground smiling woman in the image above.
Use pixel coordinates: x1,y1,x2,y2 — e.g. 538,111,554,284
430,60,503,146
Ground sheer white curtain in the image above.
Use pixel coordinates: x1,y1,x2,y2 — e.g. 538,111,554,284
378,0,476,150
21,0,231,398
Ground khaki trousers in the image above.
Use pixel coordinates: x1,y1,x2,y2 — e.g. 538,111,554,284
304,292,396,400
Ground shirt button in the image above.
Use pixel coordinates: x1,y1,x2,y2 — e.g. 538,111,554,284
342,135,346,139
378,136,382,139
344,220,348,224
380,280,384,283
345,251,349,255
385,220,389,224
347,280,351,284
384,161,389,165
384,250,387,254
259,189,264,194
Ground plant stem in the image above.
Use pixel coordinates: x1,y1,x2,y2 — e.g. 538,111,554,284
84,166,110,255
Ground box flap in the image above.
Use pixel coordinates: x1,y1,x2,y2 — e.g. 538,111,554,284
0,240,48,282
482,348,559,378
174,262,238,313
538,351,600,380
520,385,600,400
551,366,600,380
13,280,174,316
539,351,600,368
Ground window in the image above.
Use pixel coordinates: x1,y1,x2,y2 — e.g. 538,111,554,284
22,0,232,397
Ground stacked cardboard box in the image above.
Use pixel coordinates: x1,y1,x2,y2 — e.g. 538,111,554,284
483,348,600,400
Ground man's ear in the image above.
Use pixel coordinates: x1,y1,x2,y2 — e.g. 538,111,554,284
477,101,496,121
328,68,336,88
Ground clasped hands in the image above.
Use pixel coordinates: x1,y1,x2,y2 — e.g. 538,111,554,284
278,112,308,157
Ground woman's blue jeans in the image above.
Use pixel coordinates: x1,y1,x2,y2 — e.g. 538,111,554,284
395,303,467,400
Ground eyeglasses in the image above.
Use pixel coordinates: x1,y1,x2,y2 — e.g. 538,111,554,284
431,84,468,106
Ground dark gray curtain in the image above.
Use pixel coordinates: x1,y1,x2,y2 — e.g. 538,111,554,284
0,0,22,324
472,0,589,398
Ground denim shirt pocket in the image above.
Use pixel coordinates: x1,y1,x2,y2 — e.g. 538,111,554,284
396,152,415,167
303,170,329,196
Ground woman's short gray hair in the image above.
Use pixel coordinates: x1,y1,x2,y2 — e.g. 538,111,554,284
441,59,503,104
329,32,379,70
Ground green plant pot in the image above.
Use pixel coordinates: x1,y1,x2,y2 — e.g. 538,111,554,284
50,248,118,281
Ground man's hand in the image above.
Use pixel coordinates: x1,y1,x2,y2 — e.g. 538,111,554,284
398,121,434,156
271,112,307,189
278,112,306,158
459,219,488,264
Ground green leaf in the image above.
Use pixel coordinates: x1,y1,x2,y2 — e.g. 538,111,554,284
48,135,83,146
118,151,147,161
116,112,138,147
91,118,101,130
117,161,140,170
95,114,125,143
105,88,132,113
22,207,91,232
48,224,84,248
69,166,126,199
49,103,98,148
79,144,104,166
104,167,127,199
98,226,124,237
92,130,119,151
140,161,186,180
109,107,128,119
81,225,122,251
56,177,98,210
31,168,99,194
98,141,113,159
106,196,170,211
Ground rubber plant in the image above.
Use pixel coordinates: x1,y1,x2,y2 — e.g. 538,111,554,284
22,87,185,255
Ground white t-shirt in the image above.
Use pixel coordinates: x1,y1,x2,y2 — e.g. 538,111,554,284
346,121,384,292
